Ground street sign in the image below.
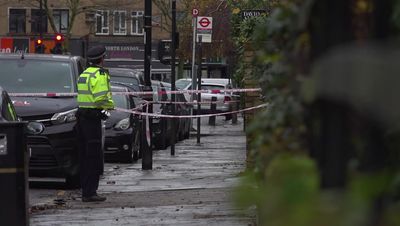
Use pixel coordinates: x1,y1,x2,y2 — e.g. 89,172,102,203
241,10,267,19
197,16,212,30
192,8,199,17
196,16,212,43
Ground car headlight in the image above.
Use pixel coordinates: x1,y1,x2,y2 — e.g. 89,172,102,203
51,108,77,125
114,118,130,130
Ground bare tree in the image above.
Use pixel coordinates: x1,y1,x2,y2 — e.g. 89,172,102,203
153,0,233,61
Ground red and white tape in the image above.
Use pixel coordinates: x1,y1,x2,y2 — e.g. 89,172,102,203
147,100,240,105
8,88,261,97
115,103,268,119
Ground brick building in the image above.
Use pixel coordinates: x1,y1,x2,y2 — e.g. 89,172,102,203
0,0,170,75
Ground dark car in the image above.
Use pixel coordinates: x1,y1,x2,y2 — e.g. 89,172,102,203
0,86,19,122
160,82,191,141
104,85,141,163
151,80,173,149
108,68,145,103
108,68,147,156
0,85,45,154
0,53,86,187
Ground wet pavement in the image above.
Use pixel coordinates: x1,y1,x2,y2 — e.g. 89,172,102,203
29,116,256,225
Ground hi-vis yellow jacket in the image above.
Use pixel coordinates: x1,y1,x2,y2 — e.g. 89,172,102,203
77,66,114,109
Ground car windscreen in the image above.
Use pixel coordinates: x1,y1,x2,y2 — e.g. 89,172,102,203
110,76,140,91
0,59,74,93
112,94,129,109
176,79,191,90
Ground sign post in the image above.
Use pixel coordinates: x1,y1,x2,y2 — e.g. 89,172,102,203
191,9,198,112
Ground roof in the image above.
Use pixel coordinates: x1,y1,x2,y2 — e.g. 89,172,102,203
108,67,145,84
111,85,129,92
0,53,80,61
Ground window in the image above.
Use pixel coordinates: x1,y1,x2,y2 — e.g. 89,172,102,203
96,10,109,35
131,11,143,35
9,9,26,33
113,11,126,35
31,9,47,33
53,9,69,33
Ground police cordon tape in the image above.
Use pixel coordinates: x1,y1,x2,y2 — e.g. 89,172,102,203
114,103,268,119
147,100,240,105
8,88,262,97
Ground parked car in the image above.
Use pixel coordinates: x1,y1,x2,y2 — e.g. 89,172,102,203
108,68,144,93
108,68,146,157
151,80,172,149
104,85,141,163
0,53,86,188
0,86,45,153
160,82,191,141
176,78,237,120
0,86,19,122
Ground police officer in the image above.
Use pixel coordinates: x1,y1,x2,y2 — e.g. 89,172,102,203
76,45,114,202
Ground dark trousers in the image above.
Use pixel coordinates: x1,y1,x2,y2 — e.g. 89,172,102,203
77,109,103,197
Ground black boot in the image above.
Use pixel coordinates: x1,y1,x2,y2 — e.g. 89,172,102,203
82,194,106,202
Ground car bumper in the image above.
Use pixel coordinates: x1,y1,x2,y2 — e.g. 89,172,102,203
28,122,79,178
104,128,134,161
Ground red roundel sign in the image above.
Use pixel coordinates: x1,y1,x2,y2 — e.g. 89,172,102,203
197,17,212,30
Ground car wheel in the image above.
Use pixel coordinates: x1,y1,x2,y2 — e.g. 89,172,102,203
156,120,168,149
183,120,190,139
225,114,232,121
132,132,140,161
158,131,167,149
178,126,184,141
124,135,139,163
124,148,135,163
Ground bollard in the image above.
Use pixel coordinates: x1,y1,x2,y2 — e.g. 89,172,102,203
208,97,217,126
0,122,29,226
141,112,152,170
141,86,153,170
232,97,238,124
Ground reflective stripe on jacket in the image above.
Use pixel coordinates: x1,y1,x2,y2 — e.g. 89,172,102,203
77,67,114,109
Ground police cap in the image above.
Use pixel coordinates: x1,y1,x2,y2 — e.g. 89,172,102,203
87,45,106,60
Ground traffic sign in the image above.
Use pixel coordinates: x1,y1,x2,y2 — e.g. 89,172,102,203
197,16,212,30
196,16,213,43
192,8,199,17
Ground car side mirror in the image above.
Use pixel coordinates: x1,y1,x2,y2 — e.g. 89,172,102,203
25,122,45,135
